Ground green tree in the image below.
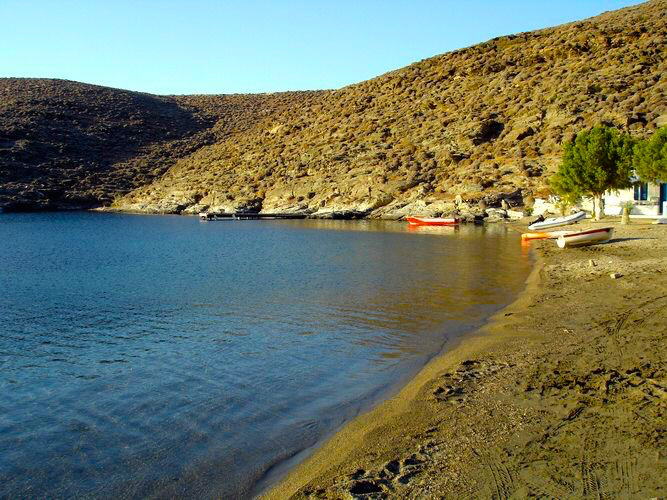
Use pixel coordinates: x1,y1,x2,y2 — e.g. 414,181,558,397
550,125,634,220
633,126,667,183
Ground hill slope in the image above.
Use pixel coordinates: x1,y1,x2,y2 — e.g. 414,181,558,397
0,79,321,210
115,0,667,218
2,1,666,215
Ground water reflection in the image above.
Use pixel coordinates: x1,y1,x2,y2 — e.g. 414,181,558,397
406,223,458,233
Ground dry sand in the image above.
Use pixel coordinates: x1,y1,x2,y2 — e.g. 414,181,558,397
265,221,666,499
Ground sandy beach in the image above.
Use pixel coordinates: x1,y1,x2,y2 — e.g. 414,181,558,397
266,220,666,498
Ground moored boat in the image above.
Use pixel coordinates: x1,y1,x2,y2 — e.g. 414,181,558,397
556,227,614,248
521,230,575,241
406,216,460,226
528,211,586,230
199,212,234,221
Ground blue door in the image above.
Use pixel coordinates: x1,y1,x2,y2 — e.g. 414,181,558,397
661,183,667,215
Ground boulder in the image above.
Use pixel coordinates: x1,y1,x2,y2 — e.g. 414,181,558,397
507,209,525,220
485,208,508,223
532,198,558,216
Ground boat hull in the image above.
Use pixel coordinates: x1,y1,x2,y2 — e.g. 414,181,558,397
556,227,614,248
406,217,460,226
521,230,575,241
528,211,586,230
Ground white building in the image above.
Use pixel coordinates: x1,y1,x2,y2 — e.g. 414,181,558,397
604,181,667,216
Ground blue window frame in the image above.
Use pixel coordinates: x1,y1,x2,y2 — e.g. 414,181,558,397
634,182,648,201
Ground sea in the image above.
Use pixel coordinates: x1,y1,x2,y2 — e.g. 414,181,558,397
0,212,532,498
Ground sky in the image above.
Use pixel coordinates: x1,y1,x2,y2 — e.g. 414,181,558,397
1,0,641,95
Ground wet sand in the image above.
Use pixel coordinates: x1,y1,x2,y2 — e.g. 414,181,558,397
265,221,666,498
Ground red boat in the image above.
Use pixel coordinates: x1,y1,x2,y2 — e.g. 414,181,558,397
406,216,460,226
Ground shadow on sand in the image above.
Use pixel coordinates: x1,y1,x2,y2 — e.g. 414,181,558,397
607,237,654,244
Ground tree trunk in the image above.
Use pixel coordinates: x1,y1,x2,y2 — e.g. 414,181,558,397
594,193,604,221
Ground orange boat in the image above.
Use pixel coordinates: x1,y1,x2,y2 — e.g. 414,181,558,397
406,216,460,226
521,230,574,241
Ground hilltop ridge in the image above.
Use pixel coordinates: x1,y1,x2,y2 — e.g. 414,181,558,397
1,1,666,215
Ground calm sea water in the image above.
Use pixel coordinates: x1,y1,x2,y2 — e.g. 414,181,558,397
0,212,531,498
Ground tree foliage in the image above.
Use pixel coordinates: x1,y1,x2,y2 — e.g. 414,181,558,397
633,126,667,183
551,125,634,198
550,125,635,219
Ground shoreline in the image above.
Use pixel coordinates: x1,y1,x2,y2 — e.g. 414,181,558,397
251,231,536,497
262,231,544,499
265,220,666,498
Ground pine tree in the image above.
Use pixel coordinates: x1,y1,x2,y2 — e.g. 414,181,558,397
633,126,667,184
550,125,634,220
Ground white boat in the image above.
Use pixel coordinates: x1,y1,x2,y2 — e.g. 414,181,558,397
528,211,586,230
556,227,613,248
199,212,233,221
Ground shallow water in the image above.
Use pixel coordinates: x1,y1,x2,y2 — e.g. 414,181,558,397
0,213,531,497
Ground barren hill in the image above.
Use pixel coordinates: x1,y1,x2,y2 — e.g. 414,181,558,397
0,79,321,210
2,1,666,215
115,0,667,218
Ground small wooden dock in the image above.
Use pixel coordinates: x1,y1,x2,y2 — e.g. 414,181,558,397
199,212,308,221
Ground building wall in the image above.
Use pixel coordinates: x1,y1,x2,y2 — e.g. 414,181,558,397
603,183,662,215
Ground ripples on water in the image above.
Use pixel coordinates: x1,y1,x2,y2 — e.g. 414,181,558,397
0,213,531,497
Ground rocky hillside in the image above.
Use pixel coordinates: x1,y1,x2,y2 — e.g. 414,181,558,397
0,79,321,210
2,1,666,216
115,0,667,218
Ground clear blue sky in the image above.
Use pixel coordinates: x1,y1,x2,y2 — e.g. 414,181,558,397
1,0,641,95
